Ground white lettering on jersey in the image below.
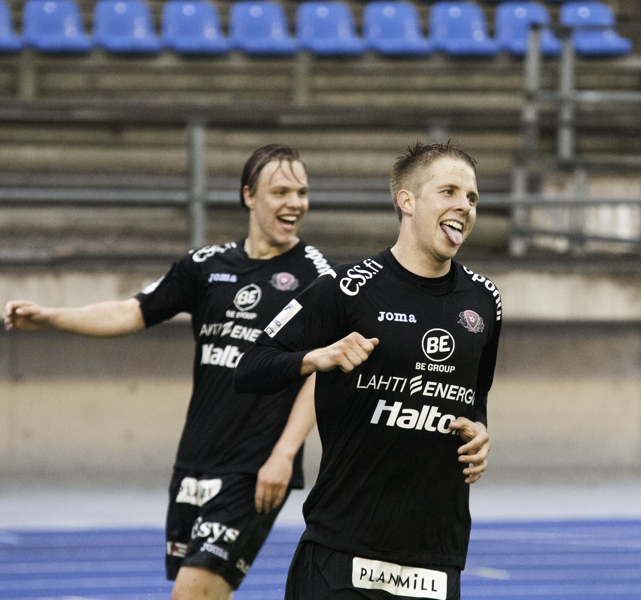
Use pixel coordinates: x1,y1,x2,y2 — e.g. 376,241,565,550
201,344,243,368
208,272,238,283
356,374,470,402
370,399,458,434
356,374,407,392
462,266,502,321
265,299,303,338
200,322,261,341
176,477,222,506
192,242,236,263
352,557,447,599
304,245,332,275
339,259,384,296
377,311,417,323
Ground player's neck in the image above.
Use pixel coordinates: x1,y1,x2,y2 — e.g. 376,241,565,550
390,242,451,279
244,234,298,260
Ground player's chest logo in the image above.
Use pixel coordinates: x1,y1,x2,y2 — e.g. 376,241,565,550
421,328,455,362
270,272,299,292
458,310,484,333
234,284,262,311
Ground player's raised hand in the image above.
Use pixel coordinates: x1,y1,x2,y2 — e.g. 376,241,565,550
449,417,490,484
301,332,379,375
3,301,53,332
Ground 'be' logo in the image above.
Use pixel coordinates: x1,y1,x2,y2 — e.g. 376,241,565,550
234,284,262,311
421,329,455,362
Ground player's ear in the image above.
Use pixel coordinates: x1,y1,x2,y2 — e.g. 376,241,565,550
396,189,414,217
243,185,255,209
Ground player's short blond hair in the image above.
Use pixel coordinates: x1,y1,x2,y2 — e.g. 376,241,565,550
390,141,477,221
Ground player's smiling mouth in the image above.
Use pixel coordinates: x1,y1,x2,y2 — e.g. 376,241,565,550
441,220,463,232
277,215,298,228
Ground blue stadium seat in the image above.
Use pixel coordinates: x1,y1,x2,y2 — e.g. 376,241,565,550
296,2,365,56
0,1,22,52
560,2,632,57
429,2,499,57
23,0,91,53
162,1,228,54
229,1,298,55
363,1,433,56
496,2,561,57
93,0,162,54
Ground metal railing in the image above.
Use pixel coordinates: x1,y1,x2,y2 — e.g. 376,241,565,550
510,23,641,256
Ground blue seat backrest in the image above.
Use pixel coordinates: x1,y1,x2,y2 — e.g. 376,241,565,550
430,2,491,41
560,2,615,28
0,0,19,38
364,2,424,40
23,0,86,37
496,2,550,41
162,1,222,38
297,2,357,40
94,0,156,38
229,2,291,41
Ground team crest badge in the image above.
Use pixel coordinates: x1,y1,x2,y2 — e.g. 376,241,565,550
458,310,484,333
270,272,299,292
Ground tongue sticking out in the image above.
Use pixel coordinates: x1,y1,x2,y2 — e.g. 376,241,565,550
442,223,463,246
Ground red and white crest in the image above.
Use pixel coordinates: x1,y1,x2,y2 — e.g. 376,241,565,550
458,310,484,333
270,272,299,292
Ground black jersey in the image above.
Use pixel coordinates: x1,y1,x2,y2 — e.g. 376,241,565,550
135,239,332,486
251,249,501,569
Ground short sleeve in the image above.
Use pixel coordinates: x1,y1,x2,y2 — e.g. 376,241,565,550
135,257,198,327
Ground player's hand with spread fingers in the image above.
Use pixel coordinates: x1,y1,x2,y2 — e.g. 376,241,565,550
3,301,53,332
448,417,490,484
301,332,379,375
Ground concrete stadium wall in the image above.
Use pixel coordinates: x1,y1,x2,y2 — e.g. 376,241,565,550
1,263,641,487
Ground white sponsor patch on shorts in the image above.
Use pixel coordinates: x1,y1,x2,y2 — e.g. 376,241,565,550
176,477,222,506
167,541,187,558
352,557,447,599
264,299,302,338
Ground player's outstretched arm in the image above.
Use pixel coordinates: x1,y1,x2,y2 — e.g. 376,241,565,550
235,333,378,395
3,298,145,337
448,418,490,484
301,332,379,376
255,373,316,514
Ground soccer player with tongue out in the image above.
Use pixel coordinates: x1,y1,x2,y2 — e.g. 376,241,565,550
235,141,503,600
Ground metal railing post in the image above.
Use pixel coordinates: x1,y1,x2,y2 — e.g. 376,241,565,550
557,28,575,163
509,160,529,257
569,166,588,255
522,25,541,155
188,119,207,250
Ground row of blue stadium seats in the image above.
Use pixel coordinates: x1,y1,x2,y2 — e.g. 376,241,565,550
0,0,631,57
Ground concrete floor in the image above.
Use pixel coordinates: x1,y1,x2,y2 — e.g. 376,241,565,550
1,477,640,531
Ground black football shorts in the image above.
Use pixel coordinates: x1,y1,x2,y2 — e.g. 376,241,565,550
285,540,461,600
165,468,290,589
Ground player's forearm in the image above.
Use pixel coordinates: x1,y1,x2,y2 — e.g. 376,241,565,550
270,374,316,460
473,394,488,428
46,300,145,337
234,343,307,394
